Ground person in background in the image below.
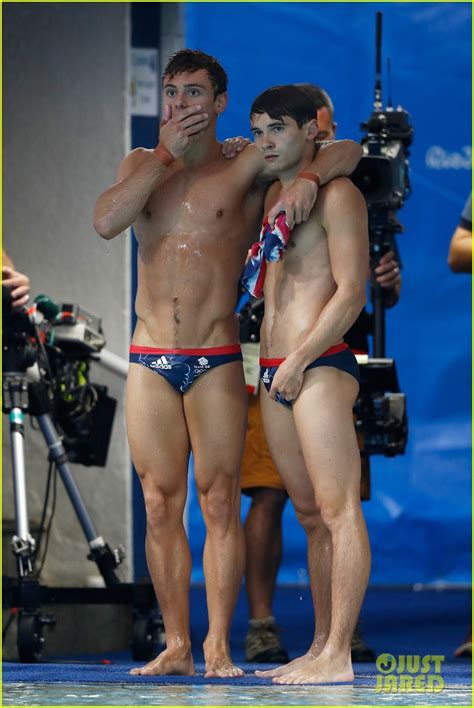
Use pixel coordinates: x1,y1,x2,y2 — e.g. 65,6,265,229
448,192,472,658
448,193,472,273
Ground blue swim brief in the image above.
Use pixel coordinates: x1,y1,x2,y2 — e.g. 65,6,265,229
129,344,243,394
260,343,359,408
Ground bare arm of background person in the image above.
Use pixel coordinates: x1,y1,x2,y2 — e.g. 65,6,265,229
448,226,472,273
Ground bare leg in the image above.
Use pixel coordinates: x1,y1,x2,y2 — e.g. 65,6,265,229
244,488,287,619
184,361,247,678
274,367,371,685
255,389,329,679
126,364,194,676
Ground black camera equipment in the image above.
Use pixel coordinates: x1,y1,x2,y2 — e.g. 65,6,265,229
351,11,414,358
349,11,412,457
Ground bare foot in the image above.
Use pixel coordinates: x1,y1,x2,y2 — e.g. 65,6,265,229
255,650,315,679
204,654,244,678
129,647,195,676
273,654,353,685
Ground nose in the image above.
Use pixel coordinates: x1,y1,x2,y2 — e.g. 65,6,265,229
261,133,275,150
174,92,188,110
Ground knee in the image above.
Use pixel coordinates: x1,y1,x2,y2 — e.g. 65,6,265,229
141,484,184,532
318,497,360,530
250,488,288,517
200,482,240,531
294,504,321,534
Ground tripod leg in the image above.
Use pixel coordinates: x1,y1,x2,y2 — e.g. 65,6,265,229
35,412,124,586
9,407,36,576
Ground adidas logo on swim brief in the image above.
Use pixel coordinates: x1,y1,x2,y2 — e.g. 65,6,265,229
150,355,173,370
262,368,270,383
197,357,209,367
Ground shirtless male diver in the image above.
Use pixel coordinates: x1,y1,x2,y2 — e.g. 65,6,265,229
94,50,362,678
245,85,370,685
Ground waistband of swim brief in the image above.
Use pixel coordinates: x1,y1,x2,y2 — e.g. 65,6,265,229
130,343,241,356
260,342,349,367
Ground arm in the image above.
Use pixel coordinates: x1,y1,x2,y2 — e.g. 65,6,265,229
267,140,363,227
373,250,402,308
269,179,368,402
93,105,209,239
448,226,472,273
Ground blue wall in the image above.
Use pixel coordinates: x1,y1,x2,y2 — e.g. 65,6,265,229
184,2,472,585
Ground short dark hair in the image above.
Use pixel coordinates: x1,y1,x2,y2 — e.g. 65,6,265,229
250,85,316,128
296,84,334,115
163,49,228,97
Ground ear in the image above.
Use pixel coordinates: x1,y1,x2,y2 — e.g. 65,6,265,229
215,91,228,115
305,118,318,141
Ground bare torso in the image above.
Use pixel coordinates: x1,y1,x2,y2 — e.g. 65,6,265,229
132,147,264,348
261,183,342,357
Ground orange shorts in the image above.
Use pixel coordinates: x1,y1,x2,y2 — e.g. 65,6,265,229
241,395,286,493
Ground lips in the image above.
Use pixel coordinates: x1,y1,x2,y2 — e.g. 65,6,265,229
264,155,278,161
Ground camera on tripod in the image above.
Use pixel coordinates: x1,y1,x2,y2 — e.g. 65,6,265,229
2,292,116,467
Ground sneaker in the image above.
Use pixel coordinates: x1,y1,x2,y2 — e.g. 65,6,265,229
454,629,472,658
351,624,375,662
245,616,289,663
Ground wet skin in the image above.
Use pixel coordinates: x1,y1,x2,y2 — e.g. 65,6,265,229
251,112,371,685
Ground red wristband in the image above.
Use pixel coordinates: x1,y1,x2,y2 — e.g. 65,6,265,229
298,171,321,187
153,143,176,167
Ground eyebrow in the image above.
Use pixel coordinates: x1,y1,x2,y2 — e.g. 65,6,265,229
163,82,206,89
251,120,286,130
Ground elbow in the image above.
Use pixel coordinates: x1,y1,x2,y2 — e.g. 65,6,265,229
93,212,119,240
346,140,363,172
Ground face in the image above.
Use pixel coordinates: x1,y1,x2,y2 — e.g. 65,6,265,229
315,106,336,140
162,68,227,121
250,112,316,174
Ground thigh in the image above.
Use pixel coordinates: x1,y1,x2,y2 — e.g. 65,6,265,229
293,366,361,504
126,363,190,497
183,361,247,493
259,385,315,513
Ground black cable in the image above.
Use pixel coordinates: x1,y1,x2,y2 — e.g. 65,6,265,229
35,464,59,579
32,460,54,572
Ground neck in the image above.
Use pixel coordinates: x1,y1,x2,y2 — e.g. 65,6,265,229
181,126,221,168
279,144,316,188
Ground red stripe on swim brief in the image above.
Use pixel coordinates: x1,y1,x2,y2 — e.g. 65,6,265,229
351,348,369,355
260,343,349,367
130,344,241,356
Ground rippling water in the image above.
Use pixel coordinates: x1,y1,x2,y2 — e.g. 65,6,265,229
3,683,472,706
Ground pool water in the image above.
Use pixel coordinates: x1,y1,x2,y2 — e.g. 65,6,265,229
3,682,472,706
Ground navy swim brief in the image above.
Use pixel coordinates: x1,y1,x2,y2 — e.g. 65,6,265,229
260,343,359,408
129,344,243,394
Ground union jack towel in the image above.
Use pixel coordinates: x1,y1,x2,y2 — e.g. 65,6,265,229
242,212,291,298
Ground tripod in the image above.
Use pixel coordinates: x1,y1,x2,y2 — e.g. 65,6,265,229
2,310,126,660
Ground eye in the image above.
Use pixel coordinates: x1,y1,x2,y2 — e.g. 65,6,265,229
272,126,284,133
165,88,176,98
251,130,262,137
188,88,201,97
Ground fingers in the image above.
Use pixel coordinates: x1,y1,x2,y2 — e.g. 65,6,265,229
222,137,250,158
268,202,294,229
12,293,30,309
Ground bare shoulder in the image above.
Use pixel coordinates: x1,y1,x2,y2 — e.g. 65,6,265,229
227,143,264,180
320,176,365,206
116,147,153,181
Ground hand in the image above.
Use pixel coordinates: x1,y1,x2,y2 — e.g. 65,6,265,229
269,356,305,403
374,250,401,290
221,136,251,158
267,178,318,229
158,104,209,158
2,266,31,309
